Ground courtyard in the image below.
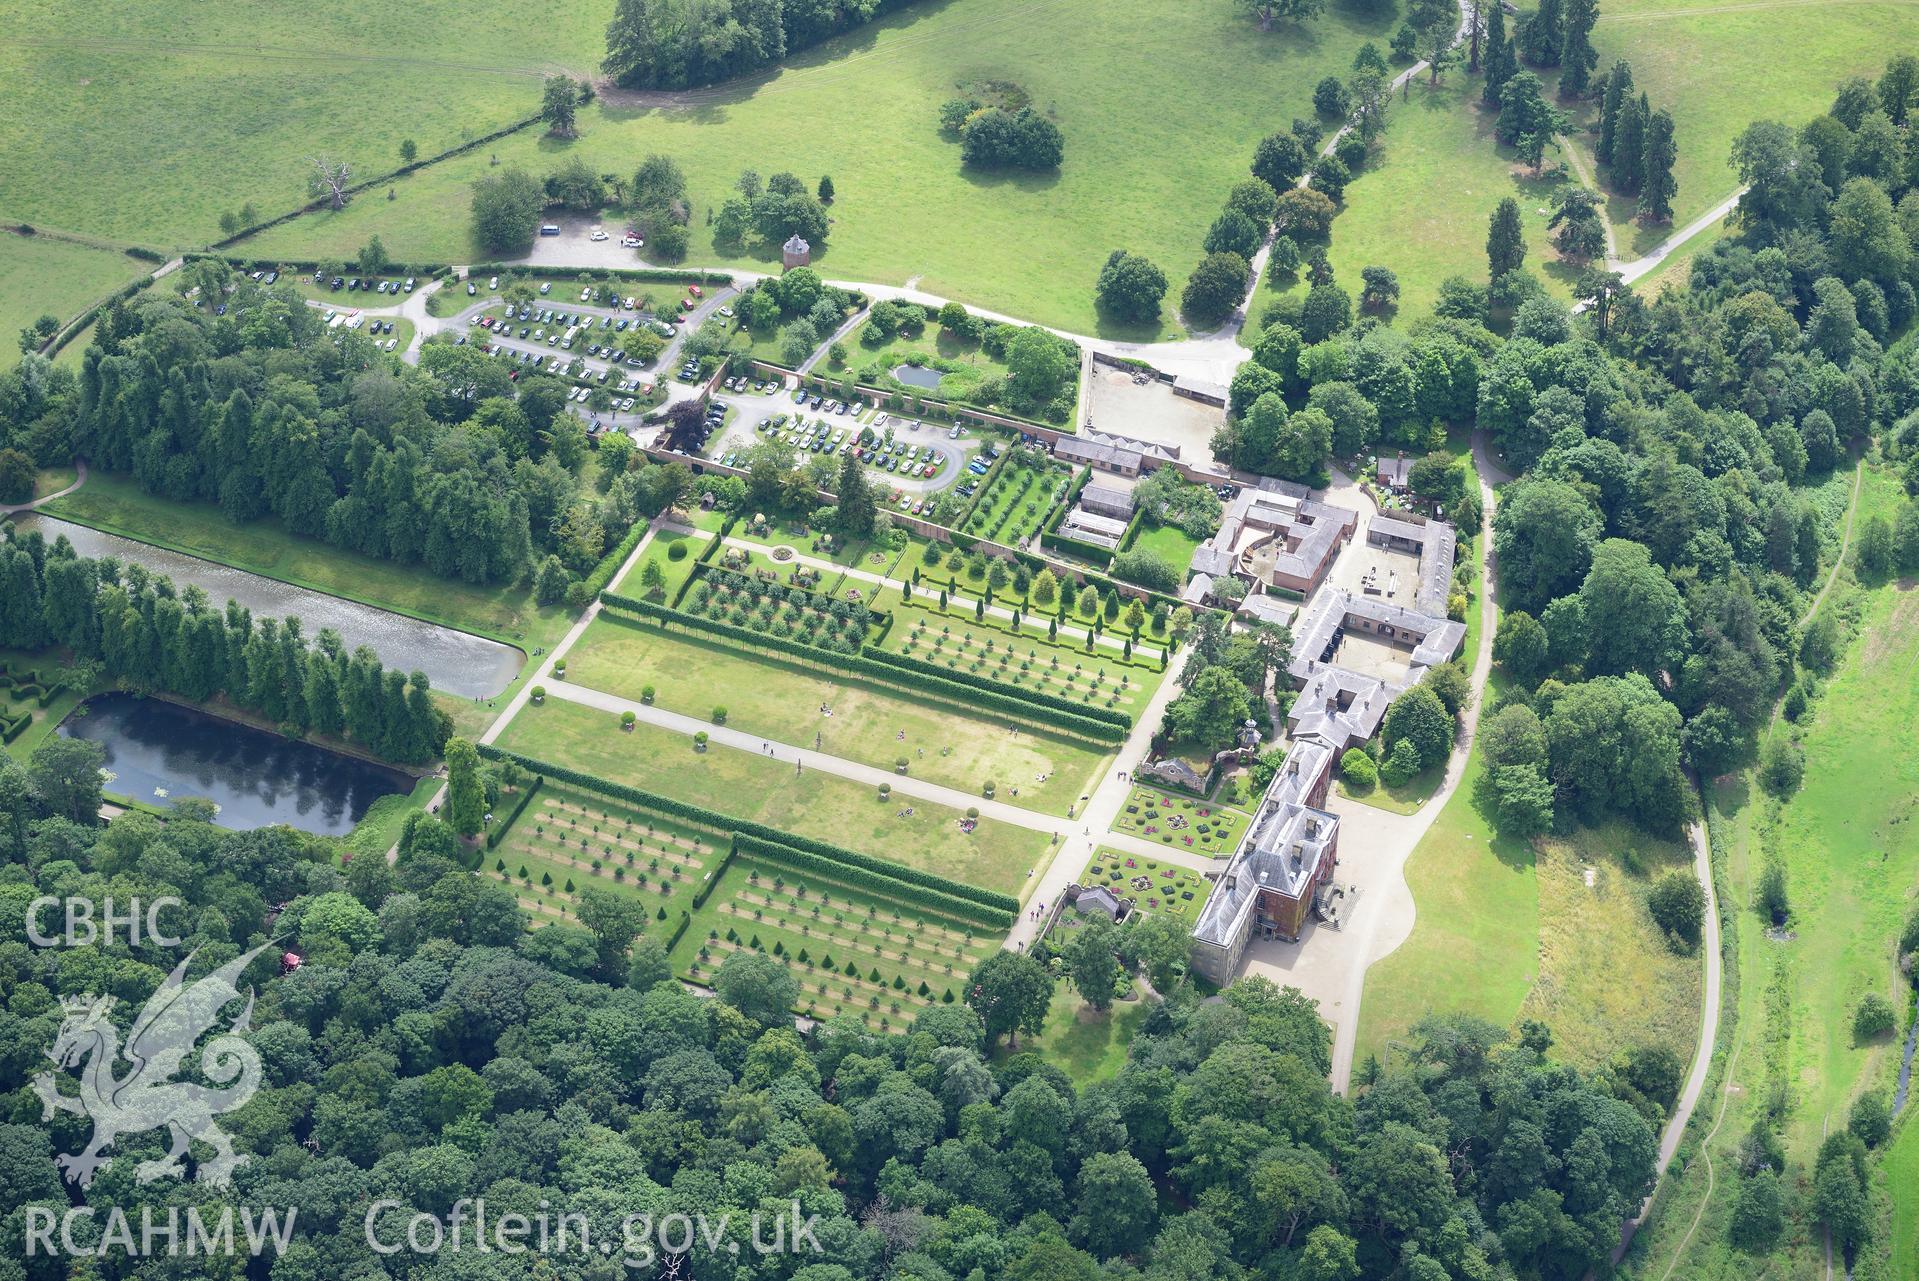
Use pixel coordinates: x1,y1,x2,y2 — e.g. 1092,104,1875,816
1083,368,1224,465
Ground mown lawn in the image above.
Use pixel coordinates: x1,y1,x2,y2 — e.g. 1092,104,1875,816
1128,521,1202,575
0,232,149,369
237,0,1401,335
1586,0,1907,252
1889,1113,1919,1281
997,985,1148,1085
1353,749,1540,1069
1326,75,1576,318
560,613,1113,816
495,695,1049,894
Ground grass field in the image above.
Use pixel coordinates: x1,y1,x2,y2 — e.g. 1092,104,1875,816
1326,76,1576,317
610,527,705,599
1889,1113,1919,1281
235,0,1401,335
1515,824,1701,1072
1587,0,1908,252
681,848,1001,1030
495,694,1049,893
0,0,598,249
1353,750,1540,1068
0,232,149,368
999,984,1148,1083
560,614,1113,815
1127,521,1202,575
1110,786,1247,858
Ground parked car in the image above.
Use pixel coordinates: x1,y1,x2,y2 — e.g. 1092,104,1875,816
488,276,499,289
467,282,477,295
404,277,415,291
539,282,551,294
589,230,609,242
539,224,560,236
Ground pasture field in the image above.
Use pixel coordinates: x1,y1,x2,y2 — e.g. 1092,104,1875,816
1324,76,1576,317
237,0,1402,334
0,233,149,368
559,613,1113,816
494,695,1050,893
0,0,600,248
679,851,1002,1031
1586,0,1907,252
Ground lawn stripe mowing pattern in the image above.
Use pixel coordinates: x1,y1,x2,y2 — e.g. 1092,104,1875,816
560,615,1112,818
479,714,1036,903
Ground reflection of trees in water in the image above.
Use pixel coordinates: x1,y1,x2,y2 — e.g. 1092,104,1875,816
65,695,408,835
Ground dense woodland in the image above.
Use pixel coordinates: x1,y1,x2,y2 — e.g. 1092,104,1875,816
0,768,1668,1281
0,264,692,602
602,0,926,90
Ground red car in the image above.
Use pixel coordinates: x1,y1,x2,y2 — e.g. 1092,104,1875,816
688,285,704,299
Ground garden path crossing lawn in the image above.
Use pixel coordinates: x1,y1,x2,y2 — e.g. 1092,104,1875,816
1324,76,1575,318
39,472,565,646
680,853,1002,1032
561,614,1113,817
238,0,1402,335
496,695,1048,895
997,985,1149,1085
1110,787,1249,860
0,233,148,370
1081,847,1212,928
1588,0,1911,253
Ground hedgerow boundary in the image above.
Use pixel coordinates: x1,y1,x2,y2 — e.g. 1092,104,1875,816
474,742,1021,918
597,590,1131,741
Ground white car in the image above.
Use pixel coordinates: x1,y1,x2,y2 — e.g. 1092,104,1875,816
620,234,642,249
488,276,498,289
590,230,609,242
581,288,592,302
718,306,734,318
539,282,551,295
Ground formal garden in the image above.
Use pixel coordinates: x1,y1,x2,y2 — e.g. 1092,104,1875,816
1111,786,1250,856
678,854,1002,1031
892,616,1153,718
486,785,728,925
1079,847,1212,927
962,449,1073,545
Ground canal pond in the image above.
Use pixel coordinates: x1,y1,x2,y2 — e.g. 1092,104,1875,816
8,513,521,699
60,693,414,836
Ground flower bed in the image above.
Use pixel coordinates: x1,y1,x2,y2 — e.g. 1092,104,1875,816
1112,786,1250,854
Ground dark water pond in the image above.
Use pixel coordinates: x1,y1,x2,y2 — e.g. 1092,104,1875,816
891,363,944,390
59,693,413,835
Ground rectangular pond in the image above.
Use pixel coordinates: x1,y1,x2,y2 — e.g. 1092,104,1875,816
9,513,521,699
60,693,415,836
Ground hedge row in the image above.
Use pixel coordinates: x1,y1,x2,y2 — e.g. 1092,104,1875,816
474,744,1020,915
0,713,30,743
580,519,648,602
664,909,693,953
691,836,738,910
597,591,1128,743
733,834,1013,930
859,646,1133,730
486,775,545,849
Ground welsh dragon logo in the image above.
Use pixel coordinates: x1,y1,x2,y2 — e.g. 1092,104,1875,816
33,945,266,1189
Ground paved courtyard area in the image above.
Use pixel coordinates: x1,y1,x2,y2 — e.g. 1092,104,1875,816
1084,368,1223,464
